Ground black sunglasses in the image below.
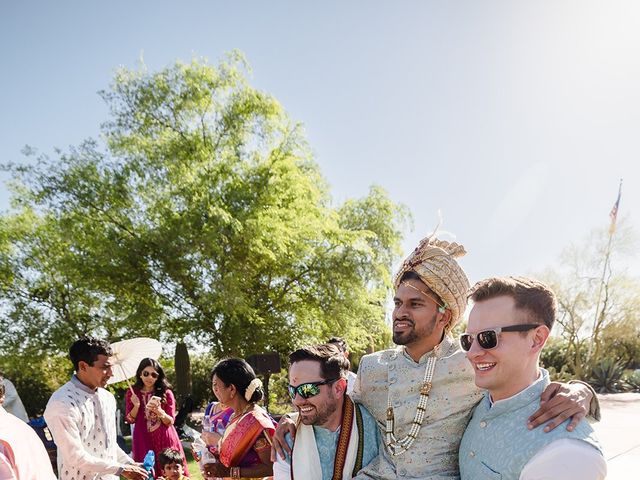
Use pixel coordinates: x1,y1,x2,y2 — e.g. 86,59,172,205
287,378,338,400
459,324,542,351
142,371,159,378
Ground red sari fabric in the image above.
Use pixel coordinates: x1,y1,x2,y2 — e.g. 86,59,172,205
125,387,189,478
218,405,276,468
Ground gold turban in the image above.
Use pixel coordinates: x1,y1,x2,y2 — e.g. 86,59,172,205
394,236,471,329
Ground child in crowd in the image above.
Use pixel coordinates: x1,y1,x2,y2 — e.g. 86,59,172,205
157,448,188,480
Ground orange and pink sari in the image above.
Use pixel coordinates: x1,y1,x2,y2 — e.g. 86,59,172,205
218,405,276,469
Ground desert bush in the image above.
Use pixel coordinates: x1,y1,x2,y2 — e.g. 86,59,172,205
588,358,628,393
541,337,575,375
622,370,640,392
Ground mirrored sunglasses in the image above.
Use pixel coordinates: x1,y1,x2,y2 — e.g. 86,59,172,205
142,371,159,378
459,324,542,351
287,378,338,400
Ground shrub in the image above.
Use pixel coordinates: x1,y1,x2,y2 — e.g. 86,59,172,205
588,358,628,393
546,365,575,383
622,370,640,392
540,337,575,376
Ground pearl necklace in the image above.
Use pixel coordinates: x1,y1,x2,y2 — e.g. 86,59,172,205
385,354,437,456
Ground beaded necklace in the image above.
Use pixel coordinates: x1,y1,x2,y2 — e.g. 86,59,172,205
385,353,438,456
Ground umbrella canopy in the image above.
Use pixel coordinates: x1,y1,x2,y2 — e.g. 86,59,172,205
107,337,163,385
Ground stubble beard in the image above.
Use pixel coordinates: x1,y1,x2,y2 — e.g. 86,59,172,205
392,313,438,346
393,328,418,346
300,396,337,428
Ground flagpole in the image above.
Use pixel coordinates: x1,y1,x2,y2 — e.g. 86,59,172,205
588,179,622,365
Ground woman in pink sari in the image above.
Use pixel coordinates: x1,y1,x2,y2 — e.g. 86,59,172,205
202,358,276,480
125,358,189,478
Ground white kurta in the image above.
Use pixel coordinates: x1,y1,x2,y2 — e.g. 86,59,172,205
44,376,133,480
352,335,482,480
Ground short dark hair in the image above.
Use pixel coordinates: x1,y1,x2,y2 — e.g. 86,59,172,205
69,337,112,371
158,448,183,468
469,276,557,329
289,344,349,380
326,337,348,353
211,358,264,403
0,375,5,402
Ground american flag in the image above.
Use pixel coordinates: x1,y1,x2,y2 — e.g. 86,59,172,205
609,180,622,233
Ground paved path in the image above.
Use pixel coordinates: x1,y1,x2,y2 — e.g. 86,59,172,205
593,392,640,479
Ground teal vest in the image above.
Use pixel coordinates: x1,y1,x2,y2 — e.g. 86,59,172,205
459,369,601,480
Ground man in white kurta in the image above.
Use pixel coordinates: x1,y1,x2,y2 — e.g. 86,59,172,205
44,337,148,480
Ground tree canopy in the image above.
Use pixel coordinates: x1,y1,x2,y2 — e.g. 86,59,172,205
0,52,409,359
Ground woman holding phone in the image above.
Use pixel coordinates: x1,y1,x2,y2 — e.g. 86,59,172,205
125,358,189,478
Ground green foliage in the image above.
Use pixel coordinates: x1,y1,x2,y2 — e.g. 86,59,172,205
540,336,581,376
0,53,408,364
0,353,71,417
598,319,640,370
539,221,640,378
622,370,640,392
588,358,628,393
187,352,218,409
266,370,292,416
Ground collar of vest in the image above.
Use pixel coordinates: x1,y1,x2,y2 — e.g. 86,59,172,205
480,368,550,419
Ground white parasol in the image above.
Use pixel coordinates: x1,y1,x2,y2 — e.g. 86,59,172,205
107,337,163,392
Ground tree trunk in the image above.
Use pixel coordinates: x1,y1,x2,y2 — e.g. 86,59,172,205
174,342,192,403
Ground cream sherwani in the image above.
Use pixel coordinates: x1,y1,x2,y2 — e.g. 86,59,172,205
352,335,482,480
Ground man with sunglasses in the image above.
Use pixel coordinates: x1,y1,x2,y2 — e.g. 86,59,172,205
459,277,606,479
272,344,380,480
44,337,148,480
274,236,597,479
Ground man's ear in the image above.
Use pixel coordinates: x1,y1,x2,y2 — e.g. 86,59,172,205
531,325,550,353
437,309,452,328
77,360,89,372
334,378,347,396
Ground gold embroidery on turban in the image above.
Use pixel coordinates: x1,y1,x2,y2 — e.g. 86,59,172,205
394,236,470,331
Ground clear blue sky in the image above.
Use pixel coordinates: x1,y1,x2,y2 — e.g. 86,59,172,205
1,0,639,284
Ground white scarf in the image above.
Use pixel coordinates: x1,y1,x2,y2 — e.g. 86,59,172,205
290,399,360,480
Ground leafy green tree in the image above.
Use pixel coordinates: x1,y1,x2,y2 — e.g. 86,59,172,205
540,220,639,379
0,52,408,363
